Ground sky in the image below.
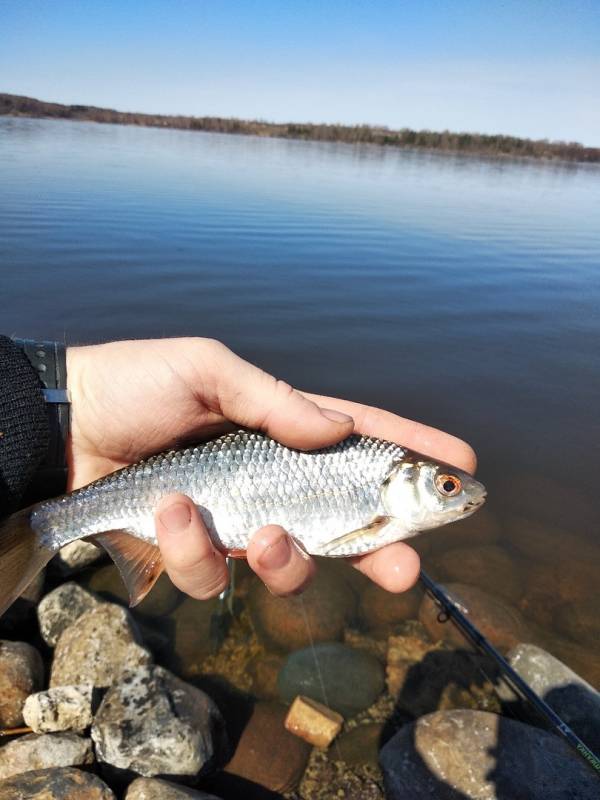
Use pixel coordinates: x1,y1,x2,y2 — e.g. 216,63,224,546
1,0,599,145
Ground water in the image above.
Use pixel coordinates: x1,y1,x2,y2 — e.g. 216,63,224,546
1,118,599,685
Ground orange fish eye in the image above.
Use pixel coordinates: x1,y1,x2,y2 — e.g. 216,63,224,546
435,473,462,497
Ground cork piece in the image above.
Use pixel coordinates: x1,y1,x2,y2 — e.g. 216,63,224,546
284,695,343,748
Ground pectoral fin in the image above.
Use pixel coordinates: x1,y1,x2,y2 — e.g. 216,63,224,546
89,530,164,607
320,515,392,556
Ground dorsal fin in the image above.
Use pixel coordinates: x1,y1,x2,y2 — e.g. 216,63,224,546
89,530,164,607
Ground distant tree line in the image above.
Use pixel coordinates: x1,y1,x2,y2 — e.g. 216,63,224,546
1,92,598,163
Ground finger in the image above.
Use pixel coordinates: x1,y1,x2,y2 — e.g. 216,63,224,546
204,342,355,449
303,392,477,474
351,542,420,593
155,493,230,600
247,525,316,596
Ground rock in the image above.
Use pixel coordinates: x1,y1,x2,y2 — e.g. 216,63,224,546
358,583,423,632
0,733,93,780
504,514,600,568
419,582,529,653
431,545,523,603
425,507,502,551
84,564,181,617
299,749,384,799
225,701,310,794
50,603,151,688
125,778,223,799
247,565,356,652
0,640,44,727
336,722,385,768
386,632,441,696
23,685,94,733
546,636,600,688
248,652,285,700
0,767,115,799
499,643,600,753
162,595,222,678
555,601,600,644
91,664,226,778
284,695,343,747
278,642,385,718
380,709,598,799
37,582,101,647
54,539,104,573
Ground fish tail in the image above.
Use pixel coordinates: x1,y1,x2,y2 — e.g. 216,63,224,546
0,506,55,618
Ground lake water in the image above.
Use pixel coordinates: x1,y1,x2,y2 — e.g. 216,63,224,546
1,118,599,720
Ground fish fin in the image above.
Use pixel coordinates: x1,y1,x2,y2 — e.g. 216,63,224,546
224,548,247,559
319,515,392,556
0,505,56,618
90,530,164,608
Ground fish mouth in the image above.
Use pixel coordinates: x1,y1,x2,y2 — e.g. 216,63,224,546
462,491,487,515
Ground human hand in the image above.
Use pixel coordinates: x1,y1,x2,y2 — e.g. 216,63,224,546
67,338,476,598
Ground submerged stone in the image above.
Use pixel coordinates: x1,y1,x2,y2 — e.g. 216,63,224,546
37,582,101,647
0,639,44,727
125,777,223,799
23,685,94,734
278,642,385,718
0,733,94,780
0,767,115,799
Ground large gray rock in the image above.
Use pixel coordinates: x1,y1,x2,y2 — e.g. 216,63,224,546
91,664,227,778
50,603,151,688
0,640,44,727
0,733,93,780
499,643,600,753
54,539,104,573
126,777,223,799
23,685,94,733
0,767,115,799
380,709,598,799
278,642,385,718
37,582,101,647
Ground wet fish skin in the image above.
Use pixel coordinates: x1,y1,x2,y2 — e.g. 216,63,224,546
31,431,485,557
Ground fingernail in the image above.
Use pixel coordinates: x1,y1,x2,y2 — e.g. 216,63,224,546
258,534,292,570
320,407,354,424
159,502,191,533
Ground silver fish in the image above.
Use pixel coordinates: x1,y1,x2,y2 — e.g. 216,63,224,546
0,431,486,615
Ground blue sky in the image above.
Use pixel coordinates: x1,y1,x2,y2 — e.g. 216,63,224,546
1,1,599,144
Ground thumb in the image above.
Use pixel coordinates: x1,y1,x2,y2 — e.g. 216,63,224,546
209,343,354,449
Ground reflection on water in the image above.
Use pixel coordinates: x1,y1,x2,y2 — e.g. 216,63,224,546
1,117,599,794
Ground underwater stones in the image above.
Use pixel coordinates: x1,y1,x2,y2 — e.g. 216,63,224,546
0,767,115,800
379,709,599,800
358,582,423,632
499,643,600,753
125,778,223,799
386,632,441,696
84,564,181,617
431,545,523,603
336,722,385,768
54,539,104,573
284,695,343,747
247,652,285,699
224,701,311,794
50,603,151,689
23,685,94,734
37,582,101,647
163,595,222,678
0,640,44,727
278,642,385,718
247,566,356,652
91,664,226,778
0,733,94,780
504,514,600,568
419,582,529,653
555,600,600,644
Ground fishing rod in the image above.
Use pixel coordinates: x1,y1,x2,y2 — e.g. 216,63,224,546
419,568,600,777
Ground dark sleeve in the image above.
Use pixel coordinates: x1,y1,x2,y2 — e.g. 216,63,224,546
0,336,50,515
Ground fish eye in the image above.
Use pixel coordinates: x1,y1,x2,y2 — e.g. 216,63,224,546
435,473,462,497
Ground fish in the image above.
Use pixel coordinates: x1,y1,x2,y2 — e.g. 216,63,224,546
0,430,486,617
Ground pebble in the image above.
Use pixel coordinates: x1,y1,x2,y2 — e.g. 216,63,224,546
224,701,310,794
83,563,182,617
284,695,344,747
91,664,226,778
162,595,223,678
358,582,423,632
0,767,115,799
380,709,599,799
247,565,356,652
125,777,223,799
499,643,600,753
50,603,151,688
430,544,523,603
37,582,101,647
418,582,529,653
0,640,44,727
278,642,385,718
23,685,94,734
336,722,385,768
54,539,104,573
0,733,94,780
